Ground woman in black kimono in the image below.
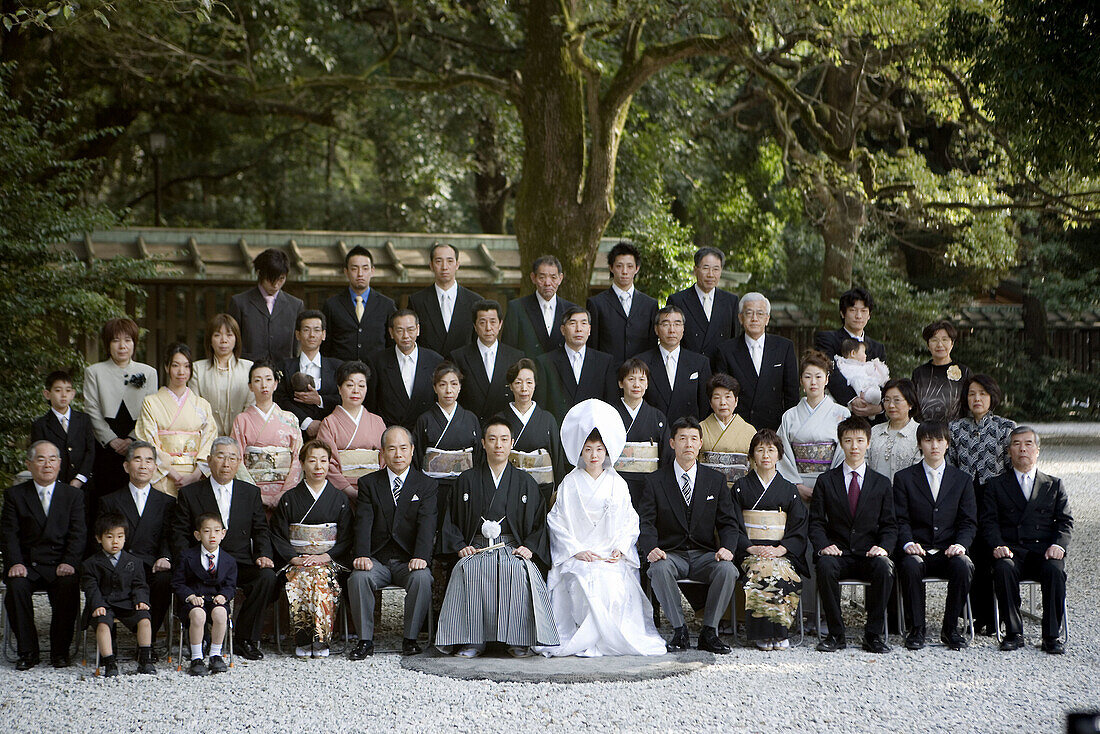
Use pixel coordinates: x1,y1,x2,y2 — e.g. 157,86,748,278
611,358,671,509
414,362,483,512
495,358,567,506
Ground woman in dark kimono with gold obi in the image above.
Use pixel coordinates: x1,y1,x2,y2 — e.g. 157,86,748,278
414,362,483,518
611,358,671,509
733,428,808,651
496,358,567,506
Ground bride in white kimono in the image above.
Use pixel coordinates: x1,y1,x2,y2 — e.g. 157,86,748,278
537,399,666,657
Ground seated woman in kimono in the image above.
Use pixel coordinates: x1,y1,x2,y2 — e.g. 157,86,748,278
612,358,670,508
699,373,757,488
414,361,483,510
270,439,354,658
231,359,303,510
135,342,218,497
496,358,566,506
538,399,667,657
316,360,387,501
733,429,808,650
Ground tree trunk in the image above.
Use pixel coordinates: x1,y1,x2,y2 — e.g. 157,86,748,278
473,114,511,235
813,168,867,328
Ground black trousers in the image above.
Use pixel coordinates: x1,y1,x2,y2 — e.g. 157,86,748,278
4,572,80,659
992,549,1066,640
233,564,277,642
969,538,995,627
144,564,173,636
897,552,974,634
816,554,894,639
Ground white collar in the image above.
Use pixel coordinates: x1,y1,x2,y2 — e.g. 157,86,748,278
33,481,55,494
477,339,497,357
923,460,946,477
129,482,150,495
745,333,766,350
51,408,72,422
694,283,714,301
202,547,220,564
210,478,233,495
536,293,556,310
437,402,457,421
510,402,536,422
489,464,507,487
566,344,586,361
1015,467,1036,484
755,470,777,490
621,398,642,420
612,284,635,300
396,345,418,363
675,461,697,486
305,481,327,501
843,463,866,481
300,352,321,369
843,327,864,341
434,282,457,299
659,344,680,362
386,467,411,487
252,403,276,421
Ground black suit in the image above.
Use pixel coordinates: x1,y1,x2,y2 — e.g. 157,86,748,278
501,294,577,358
367,347,444,430
712,334,799,431
31,410,95,486
635,347,711,424
809,466,897,639
586,288,658,367
322,289,396,363
666,286,739,360
170,479,275,642
534,346,617,423
814,328,887,408
1,481,85,660
893,463,977,635
80,550,150,628
172,546,238,605
982,469,1072,639
408,284,483,357
451,341,525,424
228,287,305,363
637,464,742,629
275,355,343,429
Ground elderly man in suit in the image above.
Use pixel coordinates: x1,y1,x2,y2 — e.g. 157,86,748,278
892,422,977,650
228,248,305,362
408,243,483,358
347,426,438,658
666,247,739,361
534,306,617,423
322,245,397,363
451,299,524,424
712,293,799,431
983,426,1073,654
1,441,86,670
635,305,711,424
275,310,343,439
587,241,658,368
638,416,742,654
366,309,443,430
171,436,276,661
501,255,577,358
814,287,886,420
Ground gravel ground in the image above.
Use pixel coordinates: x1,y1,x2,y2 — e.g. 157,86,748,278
2,436,1098,734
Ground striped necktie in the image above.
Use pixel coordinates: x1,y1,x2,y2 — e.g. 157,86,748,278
392,475,402,505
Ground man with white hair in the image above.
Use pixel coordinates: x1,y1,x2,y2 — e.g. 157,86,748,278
711,292,799,431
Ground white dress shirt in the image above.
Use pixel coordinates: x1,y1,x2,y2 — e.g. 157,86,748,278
477,339,498,382
129,482,151,517
396,346,418,398
659,344,680,387
537,294,556,335
842,462,867,495
211,478,234,526
695,284,714,321
676,461,698,502
924,460,946,503
745,334,765,375
612,284,635,316
436,283,457,331
566,345,586,383
203,547,221,572
1015,468,1036,501
34,481,55,516
386,466,412,500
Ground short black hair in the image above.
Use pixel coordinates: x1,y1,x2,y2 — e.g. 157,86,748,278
95,512,129,538
607,241,640,268
654,304,684,327
429,242,458,260
837,415,872,442
531,255,563,274
345,245,374,268
253,248,290,282
45,370,73,389
707,373,741,398
965,373,1003,412
387,308,419,329
838,287,874,314
195,512,225,531
749,428,784,460
916,421,951,444
840,338,864,358
694,247,725,267
433,361,463,385
296,309,326,331
299,438,332,462
336,360,371,385
617,357,650,383
472,299,503,322
482,415,513,436
506,357,537,385
670,415,703,439
881,378,922,421
922,320,958,342
561,305,590,326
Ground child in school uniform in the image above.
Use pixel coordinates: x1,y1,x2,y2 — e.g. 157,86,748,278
32,370,96,490
172,512,238,676
81,512,156,677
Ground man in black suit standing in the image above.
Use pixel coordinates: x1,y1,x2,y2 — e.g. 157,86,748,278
228,248,305,362
322,245,397,363
501,255,577,358
1,441,85,670
893,422,977,650
635,305,710,423
451,299,524,424
170,436,276,660
811,416,897,653
31,370,95,491
586,241,658,368
814,287,886,421
408,243,483,358
99,440,174,641
983,426,1073,654
534,306,617,423
275,310,342,439
347,426,438,658
638,416,740,654
367,309,444,430
666,247,739,362
712,293,799,431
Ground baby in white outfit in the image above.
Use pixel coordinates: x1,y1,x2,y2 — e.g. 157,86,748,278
834,339,890,405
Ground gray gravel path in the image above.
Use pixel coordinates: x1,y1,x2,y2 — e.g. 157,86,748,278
2,438,1098,734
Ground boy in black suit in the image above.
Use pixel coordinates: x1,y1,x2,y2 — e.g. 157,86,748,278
172,513,238,676
32,370,95,491
81,512,156,677
810,416,897,653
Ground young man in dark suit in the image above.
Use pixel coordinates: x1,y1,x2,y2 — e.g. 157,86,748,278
99,440,174,641
893,422,977,650
171,437,276,661
982,426,1073,654
635,305,711,423
666,247,739,361
1,441,86,670
638,416,742,654
711,293,799,431
586,241,658,368
408,243,483,357
347,426,438,658
228,248,305,362
501,255,577,358
275,310,343,439
451,299,524,424
32,370,95,491
534,306,617,423
814,287,886,421
810,416,897,653
367,309,443,430
322,245,396,363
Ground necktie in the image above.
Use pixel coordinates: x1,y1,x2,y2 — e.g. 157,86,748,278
620,292,631,316
1021,473,1033,501
751,343,763,374
543,303,554,334
571,351,583,382
354,295,364,322
218,487,231,526
702,293,713,321
110,554,118,568
392,475,402,505
848,470,861,516
135,489,147,517
402,355,414,397
665,352,677,387
39,486,51,516
60,414,69,432
264,293,275,314
928,469,941,502
207,553,216,575
441,292,452,331
484,349,494,381
680,472,693,506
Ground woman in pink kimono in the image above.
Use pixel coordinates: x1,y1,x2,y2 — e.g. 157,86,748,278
231,359,303,510
315,360,386,500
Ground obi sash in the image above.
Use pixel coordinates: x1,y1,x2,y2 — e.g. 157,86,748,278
509,448,554,485
289,522,337,555
613,442,660,474
699,450,749,486
792,441,835,474
423,447,474,479
245,446,292,484
743,509,787,542
338,448,380,479
158,430,200,466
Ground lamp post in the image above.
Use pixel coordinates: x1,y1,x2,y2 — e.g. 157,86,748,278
148,130,167,226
